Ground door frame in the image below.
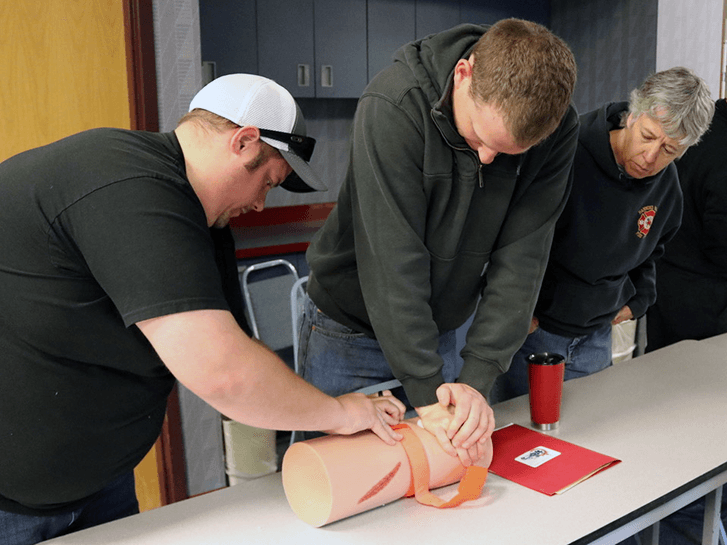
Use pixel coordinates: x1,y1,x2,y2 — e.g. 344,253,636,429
123,0,188,506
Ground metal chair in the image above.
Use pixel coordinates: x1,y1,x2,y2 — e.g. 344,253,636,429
239,259,299,368
235,259,300,468
290,275,309,375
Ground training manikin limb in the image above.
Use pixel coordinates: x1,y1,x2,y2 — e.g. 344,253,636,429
282,418,492,526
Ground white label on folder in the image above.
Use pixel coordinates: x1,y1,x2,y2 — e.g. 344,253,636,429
515,446,561,468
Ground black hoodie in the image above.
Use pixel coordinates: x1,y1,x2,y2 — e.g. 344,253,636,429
536,102,683,337
307,24,579,404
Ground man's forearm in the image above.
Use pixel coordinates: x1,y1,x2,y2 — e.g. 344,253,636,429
137,308,351,432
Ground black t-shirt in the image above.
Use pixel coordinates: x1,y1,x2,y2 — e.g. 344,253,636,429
0,128,229,514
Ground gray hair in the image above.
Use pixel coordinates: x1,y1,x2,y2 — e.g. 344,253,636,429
626,67,714,151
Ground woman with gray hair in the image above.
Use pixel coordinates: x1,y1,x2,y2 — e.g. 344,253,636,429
492,66,713,403
626,66,714,153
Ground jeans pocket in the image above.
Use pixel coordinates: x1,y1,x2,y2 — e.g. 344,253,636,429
300,301,394,396
311,309,371,343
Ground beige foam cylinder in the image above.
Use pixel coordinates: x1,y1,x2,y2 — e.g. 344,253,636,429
281,418,492,527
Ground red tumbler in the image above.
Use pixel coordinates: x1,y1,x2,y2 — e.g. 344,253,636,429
527,352,565,430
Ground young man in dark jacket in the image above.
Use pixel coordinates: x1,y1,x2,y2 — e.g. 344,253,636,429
494,67,714,402
299,19,578,465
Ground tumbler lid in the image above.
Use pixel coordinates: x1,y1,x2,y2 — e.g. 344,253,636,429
527,352,565,365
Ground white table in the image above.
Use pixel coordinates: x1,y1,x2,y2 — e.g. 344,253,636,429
44,335,727,545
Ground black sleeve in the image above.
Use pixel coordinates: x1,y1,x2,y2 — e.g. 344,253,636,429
210,226,252,336
51,177,230,326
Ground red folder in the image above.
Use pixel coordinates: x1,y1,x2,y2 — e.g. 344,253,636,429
488,424,621,496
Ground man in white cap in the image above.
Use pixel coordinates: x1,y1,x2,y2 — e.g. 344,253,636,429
0,74,404,545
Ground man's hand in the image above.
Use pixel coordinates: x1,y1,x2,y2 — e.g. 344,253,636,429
415,383,494,466
611,305,634,325
529,316,540,334
323,391,406,445
367,389,407,427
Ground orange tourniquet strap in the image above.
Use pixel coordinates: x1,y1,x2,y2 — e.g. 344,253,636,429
392,423,488,508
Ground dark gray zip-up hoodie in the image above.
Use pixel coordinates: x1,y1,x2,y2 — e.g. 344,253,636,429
536,102,683,337
307,24,579,406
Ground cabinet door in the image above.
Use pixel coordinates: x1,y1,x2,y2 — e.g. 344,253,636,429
416,0,461,39
367,0,415,81
257,0,315,98
460,0,549,26
199,0,258,77
314,0,367,98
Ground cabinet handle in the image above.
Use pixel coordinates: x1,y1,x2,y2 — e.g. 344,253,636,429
297,64,311,87
201,61,217,85
321,65,333,88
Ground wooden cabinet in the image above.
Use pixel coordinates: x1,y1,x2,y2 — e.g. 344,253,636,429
257,0,367,98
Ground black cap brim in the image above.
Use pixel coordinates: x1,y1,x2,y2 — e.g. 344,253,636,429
279,149,327,193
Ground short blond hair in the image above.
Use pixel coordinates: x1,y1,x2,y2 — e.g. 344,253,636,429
470,18,577,146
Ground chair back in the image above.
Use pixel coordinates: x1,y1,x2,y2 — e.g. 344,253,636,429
239,259,299,354
290,276,309,374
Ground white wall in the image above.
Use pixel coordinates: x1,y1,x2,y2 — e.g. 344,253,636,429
153,0,227,497
153,0,204,133
657,0,723,98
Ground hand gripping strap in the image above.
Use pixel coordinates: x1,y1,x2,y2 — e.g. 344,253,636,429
392,423,488,508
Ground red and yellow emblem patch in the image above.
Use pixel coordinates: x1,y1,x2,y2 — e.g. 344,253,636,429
636,206,657,238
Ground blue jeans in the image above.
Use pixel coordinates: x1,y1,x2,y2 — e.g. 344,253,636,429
298,293,462,405
491,323,613,404
657,487,727,545
0,472,139,545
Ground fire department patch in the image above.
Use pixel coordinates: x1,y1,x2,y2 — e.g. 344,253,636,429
636,206,657,238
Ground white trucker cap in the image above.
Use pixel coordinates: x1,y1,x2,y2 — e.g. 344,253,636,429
189,74,326,193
